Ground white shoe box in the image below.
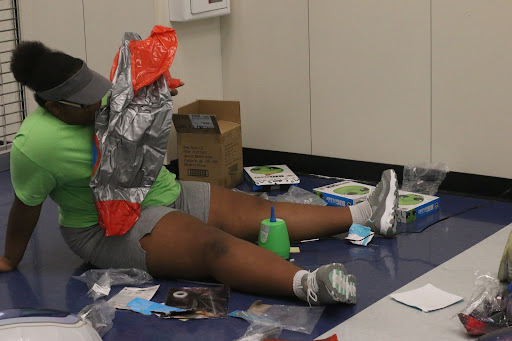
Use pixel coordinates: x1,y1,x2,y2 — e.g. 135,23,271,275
313,181,375,206
397,190,440,223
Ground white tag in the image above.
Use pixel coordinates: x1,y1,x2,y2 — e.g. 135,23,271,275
190,114,214,129
260,225,270,243
108,285,160,310
91,283,111,296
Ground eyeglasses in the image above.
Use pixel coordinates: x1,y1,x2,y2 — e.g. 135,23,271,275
57,100,87,109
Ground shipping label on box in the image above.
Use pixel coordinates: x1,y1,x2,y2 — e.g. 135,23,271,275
397,190,440,223
172,100,243,188
244,165,300,191
313,181,375,207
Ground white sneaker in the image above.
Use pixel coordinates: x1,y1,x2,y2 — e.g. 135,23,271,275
365,169,399,237
300,263,357,305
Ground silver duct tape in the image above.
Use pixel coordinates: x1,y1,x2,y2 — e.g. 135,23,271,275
90,32,173,204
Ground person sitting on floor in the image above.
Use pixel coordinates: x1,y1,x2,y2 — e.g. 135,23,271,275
0,41,399,305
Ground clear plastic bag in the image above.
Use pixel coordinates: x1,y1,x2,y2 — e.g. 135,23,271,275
230,302,325,334
235,323,283,341
260,304,324,333
402,162,449,195
72,268,154,300
458,273,511,336
78,300,116,337
261,186,327,206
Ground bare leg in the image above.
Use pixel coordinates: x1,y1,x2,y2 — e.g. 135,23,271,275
140,173,398,303
140,211,302,297
208,185,353,241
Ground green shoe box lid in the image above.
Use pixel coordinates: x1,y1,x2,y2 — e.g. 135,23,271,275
397,190,440,223
243,164,300,191
313,180,375,207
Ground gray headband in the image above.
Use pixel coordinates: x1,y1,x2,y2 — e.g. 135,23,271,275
37,62,112,105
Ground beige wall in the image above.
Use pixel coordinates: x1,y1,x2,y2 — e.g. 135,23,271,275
16,1,512,178
220,0,311,155
221,0,512,179
431,0,512,178
308,0,431,166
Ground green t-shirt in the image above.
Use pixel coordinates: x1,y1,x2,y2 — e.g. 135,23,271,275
10,106,181,227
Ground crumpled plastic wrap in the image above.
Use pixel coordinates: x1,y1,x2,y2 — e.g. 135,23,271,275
111,25,181,93
256,186,327,206
235,323,283,341
458,273,512,336
72,268,154,300
78,300,116,337
91,26,178,236
402,162,449,195
230,301,325,335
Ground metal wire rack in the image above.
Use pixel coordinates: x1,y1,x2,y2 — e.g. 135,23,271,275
0,0,24,168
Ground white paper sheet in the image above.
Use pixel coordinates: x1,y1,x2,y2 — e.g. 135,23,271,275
108,285,160,310
390,283,463,312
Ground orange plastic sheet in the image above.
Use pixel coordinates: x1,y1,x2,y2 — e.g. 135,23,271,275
110,25,180,94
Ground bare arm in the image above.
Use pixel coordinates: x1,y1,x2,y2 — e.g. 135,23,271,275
0,195,42,272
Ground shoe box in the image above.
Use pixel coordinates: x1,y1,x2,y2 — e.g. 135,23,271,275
243,164,300,191
313,180,375,207
397,190,440,223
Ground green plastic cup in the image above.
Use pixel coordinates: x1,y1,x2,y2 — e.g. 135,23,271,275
258,207,290,259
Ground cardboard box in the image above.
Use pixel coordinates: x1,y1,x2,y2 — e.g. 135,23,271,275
244,165,300,191
313,181,375,207
172,100,243,188
397,190,440,223
314,180,440,223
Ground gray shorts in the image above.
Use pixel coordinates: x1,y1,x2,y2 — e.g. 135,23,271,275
60,180,210,270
